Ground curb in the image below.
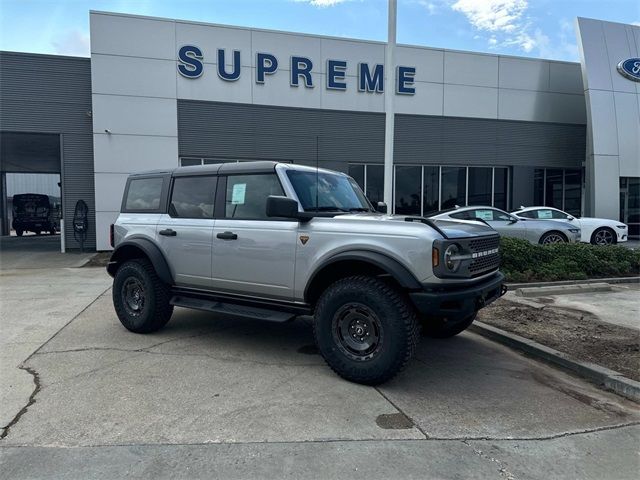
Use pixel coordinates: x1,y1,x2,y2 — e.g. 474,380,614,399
506,276,640,289
469,321,640,403
514,283,612,297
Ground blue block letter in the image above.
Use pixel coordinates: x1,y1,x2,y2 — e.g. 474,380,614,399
291,56,313,88
397,66,416,94
327,59,347,90
217,49,241,81
256,53,278,83
358,63,383,92
178,45,203,78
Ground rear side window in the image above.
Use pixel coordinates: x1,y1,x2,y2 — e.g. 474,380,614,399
169,176,216,218
124,177,164,211
225,174,284,219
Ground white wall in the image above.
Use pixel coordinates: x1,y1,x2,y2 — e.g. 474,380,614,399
577,17,640,219
90,11,587,249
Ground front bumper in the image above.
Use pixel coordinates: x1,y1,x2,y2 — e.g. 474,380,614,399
409,272,506,319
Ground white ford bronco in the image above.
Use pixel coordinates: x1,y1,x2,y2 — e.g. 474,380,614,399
108,161,506,384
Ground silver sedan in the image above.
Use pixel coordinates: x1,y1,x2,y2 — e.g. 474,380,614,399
429,206,581,245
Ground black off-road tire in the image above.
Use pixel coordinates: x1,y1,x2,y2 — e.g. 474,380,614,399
113,258,173,333
313,275,420,385
422,313,477,339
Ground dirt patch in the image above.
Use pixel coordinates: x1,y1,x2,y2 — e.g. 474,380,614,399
478,299,640,382
83,252,111,268
375,413,414,430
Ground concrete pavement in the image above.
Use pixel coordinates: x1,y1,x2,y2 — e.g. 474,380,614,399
0,235,95,269
1,265,639,478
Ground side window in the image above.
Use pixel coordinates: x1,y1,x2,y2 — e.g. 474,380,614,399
551,209,569,219
473,209,496,221
536,209,554,219
517,211,536,219
225,174,284,220
492,210,513,221
124,177,164,211
169,176,216,219
450,210,473,220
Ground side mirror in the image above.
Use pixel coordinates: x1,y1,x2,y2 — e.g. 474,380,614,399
266,196,299,219
376,202,388,214
567,215,575,221
509,216,519,224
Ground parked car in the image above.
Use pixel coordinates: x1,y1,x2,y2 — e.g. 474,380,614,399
511,206,628,246
11,193,59,236
429,206,581,245
107,162,507,385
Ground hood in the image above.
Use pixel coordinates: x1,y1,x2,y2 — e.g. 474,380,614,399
333,213,498,238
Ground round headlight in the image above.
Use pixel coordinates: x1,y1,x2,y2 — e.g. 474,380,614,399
444,244,461,272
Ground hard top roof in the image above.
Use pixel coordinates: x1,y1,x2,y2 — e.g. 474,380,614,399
129,161,349,178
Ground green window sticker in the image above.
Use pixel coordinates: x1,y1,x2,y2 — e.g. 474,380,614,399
231,183,246,205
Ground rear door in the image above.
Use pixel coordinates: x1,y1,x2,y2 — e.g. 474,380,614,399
156,175,217,288
211,173,298,300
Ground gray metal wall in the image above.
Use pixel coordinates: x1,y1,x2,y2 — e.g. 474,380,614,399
0,51,95,249
178,100,586,171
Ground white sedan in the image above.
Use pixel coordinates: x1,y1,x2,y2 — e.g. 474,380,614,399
512,207,628,245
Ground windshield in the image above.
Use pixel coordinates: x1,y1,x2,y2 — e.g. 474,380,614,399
286,170,372,212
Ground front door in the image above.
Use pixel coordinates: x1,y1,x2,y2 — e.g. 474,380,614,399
211,173,298,300
156,175,217,288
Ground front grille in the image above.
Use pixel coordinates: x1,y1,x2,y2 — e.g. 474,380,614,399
468,235,500,276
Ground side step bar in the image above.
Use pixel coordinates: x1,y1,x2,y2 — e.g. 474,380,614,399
170,295,296,323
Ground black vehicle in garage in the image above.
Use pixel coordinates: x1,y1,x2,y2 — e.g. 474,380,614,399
11,194,59,236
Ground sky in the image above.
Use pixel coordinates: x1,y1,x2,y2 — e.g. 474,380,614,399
0,0,638,62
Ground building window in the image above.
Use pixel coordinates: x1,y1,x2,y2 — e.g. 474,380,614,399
620,177,639,238
468,167,492,206
394,166,421,215
441,167,467,209
350,164,510,215
533,168,583,216
348,164,384,204
423,166,440,216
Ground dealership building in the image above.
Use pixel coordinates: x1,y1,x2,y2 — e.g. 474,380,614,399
0,11,638,250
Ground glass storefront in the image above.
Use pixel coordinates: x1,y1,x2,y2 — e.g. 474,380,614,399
349,164,510,216
533,168,583,216
620,177,639,238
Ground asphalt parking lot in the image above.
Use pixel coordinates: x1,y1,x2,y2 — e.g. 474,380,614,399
1,259,639,479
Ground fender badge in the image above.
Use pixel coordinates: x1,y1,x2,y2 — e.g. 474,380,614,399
299,235,309,245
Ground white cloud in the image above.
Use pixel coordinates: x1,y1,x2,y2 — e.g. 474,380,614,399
295,0,349,6
451,0,527,33
418,1,440,15
52,30,90,57
632,21,640,26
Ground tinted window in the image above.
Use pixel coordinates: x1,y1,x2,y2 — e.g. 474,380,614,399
494,168,508,210
125,177,164,211
395,166,421,215
348,165,365,191
450,210,473,220
366,164,384,204
286,170,369,212
423,166,440,215
441,167,466,209
225,174,284,219
564,170,582,216
170,176,216,218
545,169,563,208
468,167,492,205
517,211,536,219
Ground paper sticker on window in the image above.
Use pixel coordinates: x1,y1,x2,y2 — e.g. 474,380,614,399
475,210,493,221
231,183,246,205
538,210,552,219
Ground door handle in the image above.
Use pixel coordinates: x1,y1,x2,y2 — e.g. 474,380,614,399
217,231,238,240
159,229,177,236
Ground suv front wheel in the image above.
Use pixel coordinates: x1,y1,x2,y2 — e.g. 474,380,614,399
113,258,174,333
314,276,420,385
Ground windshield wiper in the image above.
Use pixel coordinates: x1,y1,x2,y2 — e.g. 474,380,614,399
313,206,349,212
347,207,373,212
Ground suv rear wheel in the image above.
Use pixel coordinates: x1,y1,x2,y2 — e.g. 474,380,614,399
113,258,173,333
314,276,420,385
422,313,476,338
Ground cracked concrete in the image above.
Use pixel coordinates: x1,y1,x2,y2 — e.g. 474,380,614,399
1,266,639,478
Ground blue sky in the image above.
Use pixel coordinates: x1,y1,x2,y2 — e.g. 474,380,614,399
1,0,638,61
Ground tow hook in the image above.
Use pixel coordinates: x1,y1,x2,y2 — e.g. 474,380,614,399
500,284,508,296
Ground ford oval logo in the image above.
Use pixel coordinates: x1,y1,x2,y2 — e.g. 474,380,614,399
617,58,640,82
